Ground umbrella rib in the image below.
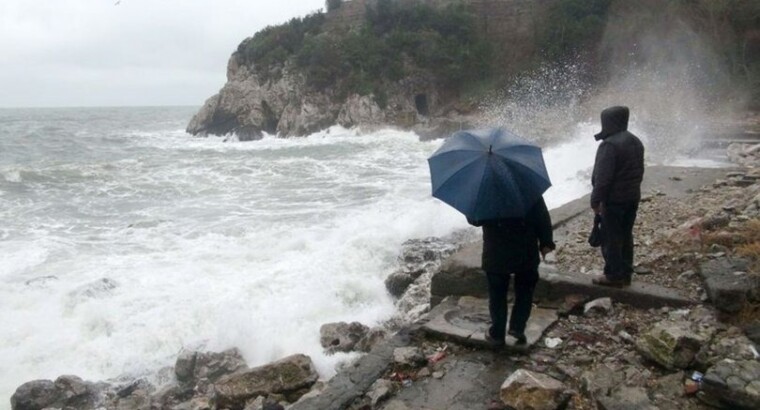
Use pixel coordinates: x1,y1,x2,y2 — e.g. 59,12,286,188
502,157,551,186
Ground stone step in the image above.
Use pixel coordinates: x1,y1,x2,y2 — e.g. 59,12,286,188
421,296,558,352
538,271,693,309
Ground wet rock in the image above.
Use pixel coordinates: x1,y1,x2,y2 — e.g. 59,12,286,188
66,278,119,308
320,322,370,354
695,331,757,370
114,386,152,410
500,369,571,410
174,396,214,410
701,359,760,409
636,320,714,369
366,379,395,407
744,322,760,345
243,396,265,410
596,386,657,410
699,257,759,313
115,378,154,399
356,327,388,353
581,363,650,396
381,400,411,410
649,372,684,401
11,376,106,410
384,271,418,298
11,380,59,410
392,347,426,367
175,348,247,387
149,383,194,409
214,354,318,409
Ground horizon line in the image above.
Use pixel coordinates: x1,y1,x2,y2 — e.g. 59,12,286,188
0,104,201,110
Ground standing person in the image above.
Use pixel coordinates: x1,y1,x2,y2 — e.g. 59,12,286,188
468,197,555,347
590,106,645,287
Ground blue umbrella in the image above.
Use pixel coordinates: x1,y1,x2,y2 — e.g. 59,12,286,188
427,128,551,221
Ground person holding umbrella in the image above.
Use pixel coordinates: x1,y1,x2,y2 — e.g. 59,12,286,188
428,128,556,347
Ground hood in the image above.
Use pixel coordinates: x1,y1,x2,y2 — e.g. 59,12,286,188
594,106,629,141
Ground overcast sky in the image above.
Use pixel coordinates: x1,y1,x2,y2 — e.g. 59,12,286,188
0,0,326,108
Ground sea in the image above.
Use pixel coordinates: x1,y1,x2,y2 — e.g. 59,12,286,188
0,106,726,405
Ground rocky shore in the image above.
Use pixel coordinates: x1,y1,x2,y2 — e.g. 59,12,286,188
10,143,760,410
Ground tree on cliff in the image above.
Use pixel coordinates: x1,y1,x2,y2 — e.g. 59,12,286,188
326,0,343,12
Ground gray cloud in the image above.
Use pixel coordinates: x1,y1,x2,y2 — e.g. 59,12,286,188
0,0,326,107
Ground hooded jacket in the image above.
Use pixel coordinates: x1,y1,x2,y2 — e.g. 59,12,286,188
591,106,645,207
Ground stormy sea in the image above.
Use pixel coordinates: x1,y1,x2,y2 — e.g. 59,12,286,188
0,106,727,404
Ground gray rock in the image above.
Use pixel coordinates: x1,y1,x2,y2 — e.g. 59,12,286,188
384,271,417,298
355,327,388,353
337,94,386,128
596,386,657,410
701,359,760,409
699,257,760,313
175,348,248,387
214,354,318,409
115,386,152,410
11,380,60,410
744,322,760,345
319,322,370,354
392,347,426,367
581,363,652,398
366,379,395,407
636,320,714,370
695,332,757,369
149,384,194,409
499,369,571,410
173,396,213,410
11,376,106,410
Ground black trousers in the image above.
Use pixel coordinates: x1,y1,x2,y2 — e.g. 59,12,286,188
485,269,539,340
601,201,639,280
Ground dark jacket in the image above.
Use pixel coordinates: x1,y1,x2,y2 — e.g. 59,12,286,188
468,197,555,273
591,106,645,208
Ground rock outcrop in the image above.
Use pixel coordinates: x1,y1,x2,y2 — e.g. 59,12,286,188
186,53,453,140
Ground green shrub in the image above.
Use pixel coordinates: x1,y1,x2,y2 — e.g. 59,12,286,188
539,0,613,59
326,0,343,12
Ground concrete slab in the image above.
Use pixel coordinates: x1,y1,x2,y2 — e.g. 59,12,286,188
538,272,693,309
422,296,558,351
384,349,516,410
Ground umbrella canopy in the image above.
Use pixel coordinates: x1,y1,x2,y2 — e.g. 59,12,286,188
427,128,551,221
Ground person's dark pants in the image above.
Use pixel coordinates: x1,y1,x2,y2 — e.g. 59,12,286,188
485,269,539,340
601,201,639,281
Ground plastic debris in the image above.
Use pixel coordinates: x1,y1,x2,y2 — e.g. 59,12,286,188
544,337,563,348
750,344,760,359
691,371,704,382
402,379,413,388
427,344,448,364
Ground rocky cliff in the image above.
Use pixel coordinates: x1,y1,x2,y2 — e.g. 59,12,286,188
186,52,462,140
186,0,544,140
